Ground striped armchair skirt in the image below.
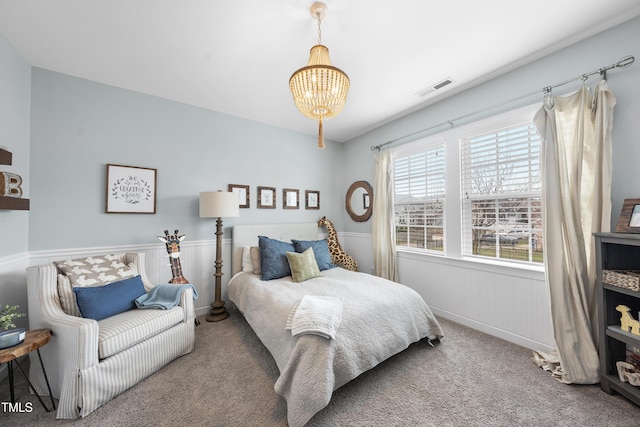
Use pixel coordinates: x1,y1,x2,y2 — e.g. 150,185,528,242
26,253,196,419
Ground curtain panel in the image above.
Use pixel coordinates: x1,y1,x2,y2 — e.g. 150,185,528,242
533,80,616,384
372,147,399,282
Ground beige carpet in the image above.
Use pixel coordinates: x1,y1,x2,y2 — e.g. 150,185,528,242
2,307,640,426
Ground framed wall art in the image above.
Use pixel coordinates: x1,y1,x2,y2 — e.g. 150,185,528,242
616,198,640,233
106,164,157,214
305,190,320,210
283,188,299,209
257,186,276,209
229,184,250,208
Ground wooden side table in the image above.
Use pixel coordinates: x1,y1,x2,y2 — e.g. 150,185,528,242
0,328,56,412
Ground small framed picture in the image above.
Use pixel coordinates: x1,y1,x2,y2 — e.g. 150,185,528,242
257,186,276,209
616,198,640,233
106,164,157,214
363,193,370,209
305,190,320,210
283,188,299,209
229,184,250,208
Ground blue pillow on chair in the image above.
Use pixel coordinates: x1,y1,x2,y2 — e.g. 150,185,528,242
258,235,295,280
292,239,336,271
73,275,146,321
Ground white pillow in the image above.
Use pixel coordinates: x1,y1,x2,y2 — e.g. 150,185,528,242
242,246,253,272
250,246,261,275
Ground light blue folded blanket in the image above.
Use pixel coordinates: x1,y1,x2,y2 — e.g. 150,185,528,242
135,283,198,310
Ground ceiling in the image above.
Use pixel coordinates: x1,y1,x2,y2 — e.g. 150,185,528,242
1,1,639,143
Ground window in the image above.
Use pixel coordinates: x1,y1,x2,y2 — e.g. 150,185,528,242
394,143,445,252
391,103,543,269
460,122,543,264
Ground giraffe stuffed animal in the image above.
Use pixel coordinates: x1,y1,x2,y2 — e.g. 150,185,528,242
158,229,201,326
158,229,189,285
318,216,359,272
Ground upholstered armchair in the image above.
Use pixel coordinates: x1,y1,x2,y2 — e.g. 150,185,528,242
26,252,196,419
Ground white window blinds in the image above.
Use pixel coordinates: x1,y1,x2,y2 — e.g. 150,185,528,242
394,144,445,252
460,122,543,264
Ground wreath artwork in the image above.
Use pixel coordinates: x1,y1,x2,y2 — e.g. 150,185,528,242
111,176,153,205
106,164,157,214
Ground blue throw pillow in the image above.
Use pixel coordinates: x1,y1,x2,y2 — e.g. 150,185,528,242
73,275,146,321
292,239,335,271
258,235,295,280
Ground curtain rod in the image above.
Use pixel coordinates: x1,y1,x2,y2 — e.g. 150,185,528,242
371,55,635,151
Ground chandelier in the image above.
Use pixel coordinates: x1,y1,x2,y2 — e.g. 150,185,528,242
289,2,350,149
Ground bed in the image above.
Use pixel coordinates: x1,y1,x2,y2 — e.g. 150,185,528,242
228,222,444,427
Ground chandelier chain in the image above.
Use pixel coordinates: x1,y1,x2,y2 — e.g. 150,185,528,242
316,12,322,45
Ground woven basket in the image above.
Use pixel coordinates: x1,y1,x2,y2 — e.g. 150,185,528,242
603,270,640,292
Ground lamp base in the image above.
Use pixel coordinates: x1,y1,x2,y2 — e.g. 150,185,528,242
206,301,229,322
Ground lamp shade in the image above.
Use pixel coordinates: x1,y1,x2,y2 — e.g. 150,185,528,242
199,191,239,218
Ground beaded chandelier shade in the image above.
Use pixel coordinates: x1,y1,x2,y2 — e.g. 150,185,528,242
289,2,350,149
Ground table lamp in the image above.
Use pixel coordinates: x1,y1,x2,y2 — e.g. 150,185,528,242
199,191,239,321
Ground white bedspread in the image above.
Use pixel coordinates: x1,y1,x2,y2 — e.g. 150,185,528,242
228,267,444,427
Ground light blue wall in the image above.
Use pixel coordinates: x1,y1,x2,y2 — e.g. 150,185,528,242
0,32,30,257
29,69,345,250
5,16,640,250
343,16,640,233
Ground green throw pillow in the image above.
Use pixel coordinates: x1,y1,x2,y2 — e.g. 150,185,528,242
286,247,321,282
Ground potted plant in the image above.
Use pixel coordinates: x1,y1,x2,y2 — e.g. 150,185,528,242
0,304,26,349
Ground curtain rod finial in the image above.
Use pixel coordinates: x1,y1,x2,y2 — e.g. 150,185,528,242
617,55,635,69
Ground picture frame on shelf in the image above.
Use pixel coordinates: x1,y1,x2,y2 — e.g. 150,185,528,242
229,184,250,208
305,190,320,210
257,186,276,209
616,198,640,233
283,188,299,209
106,164,157,214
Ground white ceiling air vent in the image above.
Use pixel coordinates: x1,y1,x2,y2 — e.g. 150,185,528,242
416,78,454,97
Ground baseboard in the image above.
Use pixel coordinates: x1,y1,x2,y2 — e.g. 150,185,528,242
431,306,554,353
195,307,210,317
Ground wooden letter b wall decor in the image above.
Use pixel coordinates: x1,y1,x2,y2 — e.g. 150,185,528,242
0,171,23,197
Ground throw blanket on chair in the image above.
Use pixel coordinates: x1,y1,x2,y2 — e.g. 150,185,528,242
135,284,198,310
285,295,343,339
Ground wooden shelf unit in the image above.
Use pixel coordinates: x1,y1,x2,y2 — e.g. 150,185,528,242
0,196,29,210
595,232,640,406
0,148,30,210
0,148,11,165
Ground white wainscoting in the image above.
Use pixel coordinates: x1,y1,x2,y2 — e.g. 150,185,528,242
0,252,30,325
0,242,229,382
26,239,230,318
0,252,30,382
341,232,374,274
343,232,554,352
1,230,554,387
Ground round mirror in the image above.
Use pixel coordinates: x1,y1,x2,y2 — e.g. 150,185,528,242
346,181,373,222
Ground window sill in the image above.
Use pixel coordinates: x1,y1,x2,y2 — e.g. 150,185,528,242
397,248,545,281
